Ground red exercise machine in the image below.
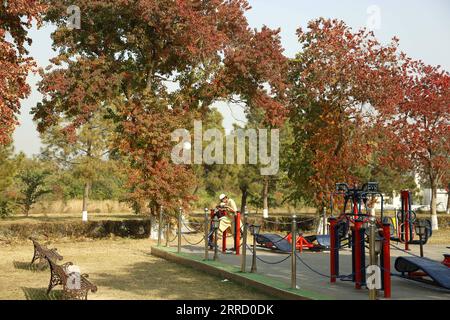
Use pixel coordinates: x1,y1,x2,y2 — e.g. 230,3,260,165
389,190,432,250
329,182,392,298
208,207,241,255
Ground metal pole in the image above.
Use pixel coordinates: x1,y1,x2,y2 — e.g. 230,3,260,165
250,230,257,273
382,223,391,298
291,215,297,289
222,229,227,253
177,207,182,254
354,219,363,289
213,216,219,261
402,191,410,251
158,206,163,246
204,208,209,260
369,216,377,300
235,211,241,255
419,234,424,257
241,207,248,273
322,207,327,235
329,217,337,283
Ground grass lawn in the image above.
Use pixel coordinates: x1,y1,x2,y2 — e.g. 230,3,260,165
0,238,271,300
426,228,450,245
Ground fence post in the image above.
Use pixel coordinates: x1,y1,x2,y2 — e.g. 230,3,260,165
177,207,182,254
291,215,297,289
204,208,209,260
158,206,163,246
235,211,241,255
250,226,257,273
241,207,248,272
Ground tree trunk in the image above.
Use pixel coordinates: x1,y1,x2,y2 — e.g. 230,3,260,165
82,182,90,213
24,204,30,217
262,177,269,218
446,185,450,214
240,188,248,214
150,204,155,216
430,181,439,230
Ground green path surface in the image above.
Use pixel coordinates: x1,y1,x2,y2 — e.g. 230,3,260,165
153,243,450,300
152,246,331,300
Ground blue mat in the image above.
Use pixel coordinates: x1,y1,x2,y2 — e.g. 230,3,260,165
315,235,330,248
256,234,331,252
395,256,450,290
256,234,292,252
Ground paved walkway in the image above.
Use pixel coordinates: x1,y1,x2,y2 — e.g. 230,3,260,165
176,242,450,300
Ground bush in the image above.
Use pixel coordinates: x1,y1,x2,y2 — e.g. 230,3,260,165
0,199,13,218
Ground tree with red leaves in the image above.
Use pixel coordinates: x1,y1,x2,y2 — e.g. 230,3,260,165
33,0,287,212
383,61,450,230
0,0,46,145
287,18,404,208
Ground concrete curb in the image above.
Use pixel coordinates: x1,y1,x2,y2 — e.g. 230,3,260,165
151,246,330,300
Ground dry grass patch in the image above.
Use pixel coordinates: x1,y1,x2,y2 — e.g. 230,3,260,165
428,228,450,245
0,238,271,300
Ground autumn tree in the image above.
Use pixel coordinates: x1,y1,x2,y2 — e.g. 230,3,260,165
0,0,46,144
382,61,450,229
287,18,404,209
34,0,287,212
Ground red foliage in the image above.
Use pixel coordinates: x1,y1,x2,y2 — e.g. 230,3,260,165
382,60,450,189
0,0,46,145
34,0,288,210
288,19,406,204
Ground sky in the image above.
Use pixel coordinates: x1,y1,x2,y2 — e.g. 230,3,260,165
13,0,450,156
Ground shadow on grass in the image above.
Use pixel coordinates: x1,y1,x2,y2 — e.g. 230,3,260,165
13,261,47,272
93,256,269,300
22,287,63,300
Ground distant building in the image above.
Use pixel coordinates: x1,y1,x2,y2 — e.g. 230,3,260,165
421,188,448,212
375,189,448,213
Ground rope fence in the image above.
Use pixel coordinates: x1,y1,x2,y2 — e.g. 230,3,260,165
156,208,397,298
246,244,292,265
181,233,205,246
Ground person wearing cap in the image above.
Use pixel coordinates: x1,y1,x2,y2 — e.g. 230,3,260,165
217,194,237,237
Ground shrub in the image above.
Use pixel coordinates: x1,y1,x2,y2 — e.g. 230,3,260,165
0,199,13,218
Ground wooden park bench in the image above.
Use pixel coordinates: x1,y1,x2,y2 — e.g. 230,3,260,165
29,237,63,269
47,257,98,300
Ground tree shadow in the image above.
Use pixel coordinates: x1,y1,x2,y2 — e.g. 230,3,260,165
13,260,47,272
21,287,63,300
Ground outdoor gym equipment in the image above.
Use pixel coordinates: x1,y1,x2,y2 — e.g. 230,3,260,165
394,255,450,290
443,254,450,268
255,233,292,252
329,182,392,298
389,190,432,250
255,232,330,253
207,206,241,255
